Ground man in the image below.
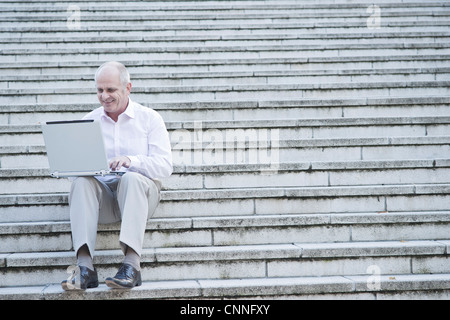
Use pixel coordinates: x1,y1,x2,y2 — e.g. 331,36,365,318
61,61,173,290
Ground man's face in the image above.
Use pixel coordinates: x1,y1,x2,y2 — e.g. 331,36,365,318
96,67,131,120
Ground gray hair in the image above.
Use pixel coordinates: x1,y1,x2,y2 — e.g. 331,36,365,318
95,61,131,89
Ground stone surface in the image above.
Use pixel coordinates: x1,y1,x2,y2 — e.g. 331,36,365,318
0,0,449,299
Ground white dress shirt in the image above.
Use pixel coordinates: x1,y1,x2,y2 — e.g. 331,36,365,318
82,99,173,182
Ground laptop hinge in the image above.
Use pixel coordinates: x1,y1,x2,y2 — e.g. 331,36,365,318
50,171,60,179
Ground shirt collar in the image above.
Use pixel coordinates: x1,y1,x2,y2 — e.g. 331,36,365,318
123,98,135,119
101,97,135,121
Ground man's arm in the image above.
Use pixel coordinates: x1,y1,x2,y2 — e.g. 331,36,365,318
126,112,173,180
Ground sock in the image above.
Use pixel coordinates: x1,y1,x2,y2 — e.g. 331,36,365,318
123,247,141,271
77,244,94,271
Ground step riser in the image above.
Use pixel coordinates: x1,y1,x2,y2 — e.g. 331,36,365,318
1,144,449,168
1,112,87,126
3,275,450,300
2,87,450,105
3,31,449,42
5,26,450,38
2,214,450,251
3,9,449,20
4,72,446,89
3,48,450,64
3,104,450,124
4,43,450,55
3,121,449,140
4,36,450,50
5,10,448,18
2,2,448,10
2,121,449,144
2,58,448,75
1,193,449,223
2,167,450,194
2,253,449,287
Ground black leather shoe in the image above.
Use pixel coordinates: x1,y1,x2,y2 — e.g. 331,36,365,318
61,266,99,291
105,263,142,289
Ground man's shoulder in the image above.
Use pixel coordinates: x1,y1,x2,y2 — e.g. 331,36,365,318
131,101,164,120
131,100,155,113
82,106,104,120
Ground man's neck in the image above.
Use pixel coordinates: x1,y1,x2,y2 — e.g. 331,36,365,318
106,99,130,122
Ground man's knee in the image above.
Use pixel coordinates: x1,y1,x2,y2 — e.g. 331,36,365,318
69,177,102,205
119,172,159,198
120,172,142,183
121,172,158,189
71,176,98,192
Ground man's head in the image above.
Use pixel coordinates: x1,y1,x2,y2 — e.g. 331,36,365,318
95,61,132,121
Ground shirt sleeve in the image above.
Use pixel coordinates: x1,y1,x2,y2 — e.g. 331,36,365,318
127,111,173,180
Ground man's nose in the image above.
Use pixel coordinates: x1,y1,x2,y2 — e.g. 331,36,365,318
101,92,110,100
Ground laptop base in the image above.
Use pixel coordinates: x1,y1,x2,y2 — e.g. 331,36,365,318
50,170,125,179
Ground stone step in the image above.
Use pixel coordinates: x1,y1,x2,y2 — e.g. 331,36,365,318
3,22,448,35
2,212,450,270
1,120,449,162
2,43,450,63
2,31,450,47
1,114,449,156
1,135,449,168
3,37,450,50
1,240,449,287
2,116,448,140
2,68,449,90
1,209,450,250
6,68,429,81
1,159,449,194
2,273,450,300
3,26,450,41
2,210,450,241
4,2,446,10
9,41,446,51
1,183,449,223
2,97,449,124
2,2,448,16
0,141,449,172
1,0,447,5
2,18,449,31
2,14,448,28
2,55,449,75
2,5,448,18
4,10,449,21
1,81,449,105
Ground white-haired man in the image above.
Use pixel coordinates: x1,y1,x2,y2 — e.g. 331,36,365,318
61,61,173,290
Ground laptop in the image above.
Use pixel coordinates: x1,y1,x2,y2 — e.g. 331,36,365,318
41,120,125,178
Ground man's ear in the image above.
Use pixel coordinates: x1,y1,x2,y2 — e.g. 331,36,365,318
126,82,132,95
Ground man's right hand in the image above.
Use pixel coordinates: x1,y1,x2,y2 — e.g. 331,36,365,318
109,156,131,171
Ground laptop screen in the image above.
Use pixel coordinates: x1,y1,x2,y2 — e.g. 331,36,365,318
42,120,110,176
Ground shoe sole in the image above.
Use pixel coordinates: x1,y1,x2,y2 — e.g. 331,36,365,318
61,281,99,291
105,279,142,289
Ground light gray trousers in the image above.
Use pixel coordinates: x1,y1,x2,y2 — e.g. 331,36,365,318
68,172,160,257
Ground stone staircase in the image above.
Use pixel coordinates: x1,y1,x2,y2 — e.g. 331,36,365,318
0,0,450,300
